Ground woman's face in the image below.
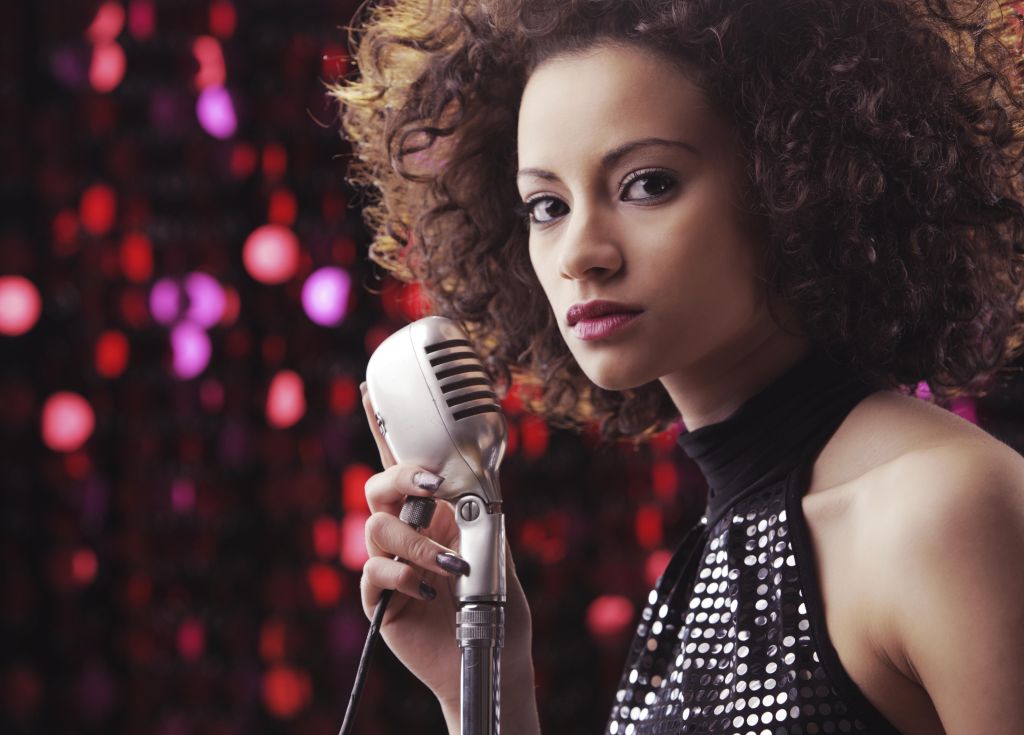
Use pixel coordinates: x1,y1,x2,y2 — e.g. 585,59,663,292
516,42,792,392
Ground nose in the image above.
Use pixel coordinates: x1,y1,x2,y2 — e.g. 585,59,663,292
557,201,624,281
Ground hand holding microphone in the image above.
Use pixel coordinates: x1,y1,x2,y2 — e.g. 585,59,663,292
345,316,539,735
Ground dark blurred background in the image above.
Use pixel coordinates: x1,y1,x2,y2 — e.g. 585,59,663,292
3,1,1024,734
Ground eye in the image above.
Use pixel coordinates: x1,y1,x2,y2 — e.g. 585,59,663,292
515,196,569,225
620,169,677,202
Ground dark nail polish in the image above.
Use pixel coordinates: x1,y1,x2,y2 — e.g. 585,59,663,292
413,471,444,492
436,552,470,576
419,580,437,600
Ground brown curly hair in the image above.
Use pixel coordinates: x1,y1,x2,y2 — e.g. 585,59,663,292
329,0,1024,441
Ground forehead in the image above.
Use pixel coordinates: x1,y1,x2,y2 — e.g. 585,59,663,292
517,43,721,165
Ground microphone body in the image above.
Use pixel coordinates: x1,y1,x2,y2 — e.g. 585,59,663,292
365,316,509,735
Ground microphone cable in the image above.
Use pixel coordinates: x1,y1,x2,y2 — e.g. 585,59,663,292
338,496,437,735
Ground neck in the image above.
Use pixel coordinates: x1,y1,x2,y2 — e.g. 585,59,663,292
660,329,812,431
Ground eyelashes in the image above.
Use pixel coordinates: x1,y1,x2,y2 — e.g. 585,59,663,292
515,169,679,227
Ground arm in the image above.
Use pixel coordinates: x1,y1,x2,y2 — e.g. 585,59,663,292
884,442,1024,734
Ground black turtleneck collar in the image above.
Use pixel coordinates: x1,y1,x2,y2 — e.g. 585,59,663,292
676,348,881,526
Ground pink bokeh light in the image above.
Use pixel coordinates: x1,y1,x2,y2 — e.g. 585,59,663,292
0,276,42,336
42,392,96,452
89,42,126,93
243,224,300,284
266,370,306,428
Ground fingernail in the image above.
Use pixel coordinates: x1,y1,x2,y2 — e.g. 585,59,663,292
419,580,437,600
436,551,470,576
413,471,444,492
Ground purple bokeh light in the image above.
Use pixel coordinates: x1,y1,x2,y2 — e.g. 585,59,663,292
301,267,351,327
196,85,237,139
184,272,226,328
149,278,182,325
170,322,212,379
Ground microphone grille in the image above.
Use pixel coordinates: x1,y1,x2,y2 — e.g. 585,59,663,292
423,338,501,422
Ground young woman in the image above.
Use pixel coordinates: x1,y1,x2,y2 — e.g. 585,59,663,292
334,0,1024,732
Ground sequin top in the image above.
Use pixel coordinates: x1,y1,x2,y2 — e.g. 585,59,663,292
606,350,905,735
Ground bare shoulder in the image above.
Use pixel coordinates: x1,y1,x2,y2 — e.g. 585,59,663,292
842,392,1024,733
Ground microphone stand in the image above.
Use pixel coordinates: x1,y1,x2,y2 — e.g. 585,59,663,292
453,494,506,735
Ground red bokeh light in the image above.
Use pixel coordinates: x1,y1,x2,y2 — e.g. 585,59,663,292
339,512,369,571
329,375,359,415
312,516,338,558
266,370,305,428
342,463,372,513
0,276,42,336
268,188,297,226
128,0,155,41
586,594,634,640
307,563,344,607
259,618,287,662
520,512,568,564
119,286,149,328
120,232,153,282
209,0,237,38
177,618,205,660
42,391,96,452
652,460,678,503
262,665,312,719
519,415,549,460
95,329,129,378
80,183,117,236
635,506,662,549
230,142,258,178
52,209,79,253
72,547,98,586
262,144,288,181
645,549,672,588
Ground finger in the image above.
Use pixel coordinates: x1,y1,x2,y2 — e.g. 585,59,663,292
365,463,446,515
360,381,397,468
360,556,438,616
364,511,471,577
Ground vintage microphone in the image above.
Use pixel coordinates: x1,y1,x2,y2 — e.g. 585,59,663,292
339,315,508,735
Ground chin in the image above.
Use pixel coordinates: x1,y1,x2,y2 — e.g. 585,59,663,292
581,366,648,393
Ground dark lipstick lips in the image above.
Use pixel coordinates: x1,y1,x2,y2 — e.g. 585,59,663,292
566,300,644,327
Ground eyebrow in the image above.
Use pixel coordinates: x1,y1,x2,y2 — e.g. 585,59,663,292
516,137,701,181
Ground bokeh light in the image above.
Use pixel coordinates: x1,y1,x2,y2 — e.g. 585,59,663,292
148,278,182,325
301,266,350,326
42,392,96,452
80,183,117,236
196,85,237,139
585,595,635,641
243,224,300,284
183,272,226,328
0,276,43,336
170,322,212,379
127,0,155,40
266,370,306,428
95,330,130,378
86,1,126,44
89,42,126,93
